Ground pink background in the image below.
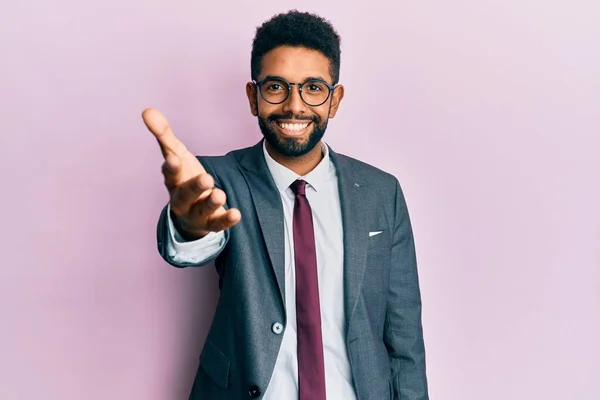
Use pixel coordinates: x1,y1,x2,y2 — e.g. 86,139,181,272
1,1,599,399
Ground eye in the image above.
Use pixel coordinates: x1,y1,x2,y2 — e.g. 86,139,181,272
262,81,286,92
306,84,322,92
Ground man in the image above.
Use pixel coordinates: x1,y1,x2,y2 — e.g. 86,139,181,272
143,10,428,400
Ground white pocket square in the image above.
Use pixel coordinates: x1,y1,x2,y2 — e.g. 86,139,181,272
369,231,383,237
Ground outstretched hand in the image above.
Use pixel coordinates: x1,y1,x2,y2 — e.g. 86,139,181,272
142,108,241,239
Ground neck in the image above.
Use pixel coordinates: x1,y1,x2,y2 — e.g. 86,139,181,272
265,141,324,176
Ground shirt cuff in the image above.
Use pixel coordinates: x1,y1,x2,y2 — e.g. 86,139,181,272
165,203,226,264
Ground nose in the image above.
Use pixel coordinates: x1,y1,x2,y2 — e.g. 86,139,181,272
282,84,308,115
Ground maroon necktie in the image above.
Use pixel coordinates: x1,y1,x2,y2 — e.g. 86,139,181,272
290,180,326,400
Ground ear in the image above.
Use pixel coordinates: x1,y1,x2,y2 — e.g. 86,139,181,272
328,84,345,118
246,82,258,116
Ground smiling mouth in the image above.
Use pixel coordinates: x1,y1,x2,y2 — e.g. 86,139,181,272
275,121,312,136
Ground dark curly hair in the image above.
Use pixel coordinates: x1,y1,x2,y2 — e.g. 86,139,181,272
251,10,342,84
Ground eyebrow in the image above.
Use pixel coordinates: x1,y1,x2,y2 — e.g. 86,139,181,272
261,75,330,83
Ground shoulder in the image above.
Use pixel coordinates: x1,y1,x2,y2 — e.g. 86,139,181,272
332,151,400,191
195,144,255,170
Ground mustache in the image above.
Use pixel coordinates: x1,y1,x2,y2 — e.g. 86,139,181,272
266,113,318,123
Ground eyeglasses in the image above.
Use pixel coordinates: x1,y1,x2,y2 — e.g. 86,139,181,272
253,77,336,107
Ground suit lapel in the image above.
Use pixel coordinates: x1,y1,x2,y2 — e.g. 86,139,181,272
237,141,368,331
238,141,286,306
329,147,369,334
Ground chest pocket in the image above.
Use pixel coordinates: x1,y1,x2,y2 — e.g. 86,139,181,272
367,229,390,251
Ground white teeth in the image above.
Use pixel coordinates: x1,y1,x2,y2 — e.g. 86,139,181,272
278,122,309,132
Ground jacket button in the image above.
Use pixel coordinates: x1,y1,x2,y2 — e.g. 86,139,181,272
248,385,261,398
271,322,283,334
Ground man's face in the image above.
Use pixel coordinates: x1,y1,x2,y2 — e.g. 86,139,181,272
246,46,344,158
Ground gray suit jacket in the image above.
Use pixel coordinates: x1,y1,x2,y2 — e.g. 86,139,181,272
156,140,428,400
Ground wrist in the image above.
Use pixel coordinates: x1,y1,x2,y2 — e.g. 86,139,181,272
170,209,209,241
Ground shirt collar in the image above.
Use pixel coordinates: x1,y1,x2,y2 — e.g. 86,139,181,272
262,140,331,194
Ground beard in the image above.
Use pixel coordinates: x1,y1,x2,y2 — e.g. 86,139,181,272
258,112,328,157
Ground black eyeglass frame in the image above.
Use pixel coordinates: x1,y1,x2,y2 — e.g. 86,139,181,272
253,77,337,107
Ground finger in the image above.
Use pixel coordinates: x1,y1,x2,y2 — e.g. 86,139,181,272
204,208,242,232
142,108,188,158
190,187,227,217
161,154,181,190
170,173,215,213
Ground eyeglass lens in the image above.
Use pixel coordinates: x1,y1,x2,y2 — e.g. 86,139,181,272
259,80,331,106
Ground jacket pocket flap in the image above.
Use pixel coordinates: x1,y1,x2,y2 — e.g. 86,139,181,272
199,340,231,388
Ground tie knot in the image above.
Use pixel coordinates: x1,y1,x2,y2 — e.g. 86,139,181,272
290,179,307,196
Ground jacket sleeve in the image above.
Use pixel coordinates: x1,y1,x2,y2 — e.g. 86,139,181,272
384,178,429,399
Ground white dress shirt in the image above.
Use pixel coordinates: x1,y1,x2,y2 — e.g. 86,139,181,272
165,141,356,399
